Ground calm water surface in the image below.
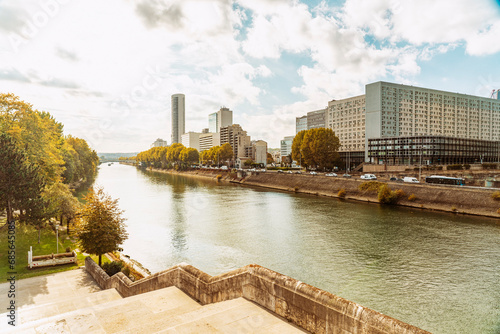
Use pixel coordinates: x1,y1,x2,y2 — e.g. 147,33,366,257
96,164,500,334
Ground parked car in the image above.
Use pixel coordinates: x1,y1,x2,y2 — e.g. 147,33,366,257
390,177,397,181
325,173,337,177
403,176,419,183
342,174,352,178
295,171,302,174
360,174,377,180
220,166,228,170
287,170,293,174
277,170,284,173
309,171,317,175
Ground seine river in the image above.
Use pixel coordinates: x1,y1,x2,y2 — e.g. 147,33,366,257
96,163,500,334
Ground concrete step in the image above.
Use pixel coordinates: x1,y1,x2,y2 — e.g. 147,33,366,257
0,268,101,310
0,288,122,326
6,286,305,333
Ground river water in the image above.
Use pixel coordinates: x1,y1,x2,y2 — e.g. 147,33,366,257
96,164,500,334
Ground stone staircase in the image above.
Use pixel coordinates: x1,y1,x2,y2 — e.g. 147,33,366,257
0,268,305,333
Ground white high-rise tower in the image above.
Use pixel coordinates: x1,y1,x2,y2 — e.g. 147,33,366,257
171,94,185,144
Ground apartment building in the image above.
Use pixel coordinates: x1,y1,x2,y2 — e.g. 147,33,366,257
220,124,251,159
326,95,366,152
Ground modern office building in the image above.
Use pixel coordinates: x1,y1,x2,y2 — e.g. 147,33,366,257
307,108,327,129
151,138,168,148
280,136,294,157
368,135,500,165
199,132,220,151
209,107,233,133
171,94,185,144
181,132,201,151
296,115,308,134
220,124,251,159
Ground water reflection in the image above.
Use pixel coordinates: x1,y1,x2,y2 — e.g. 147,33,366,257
95,164,500,334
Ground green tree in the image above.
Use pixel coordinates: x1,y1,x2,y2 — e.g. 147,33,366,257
244,159,254,167
0,133,46,227
75,187,128,266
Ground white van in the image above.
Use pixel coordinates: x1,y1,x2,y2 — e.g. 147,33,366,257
403,177,419,183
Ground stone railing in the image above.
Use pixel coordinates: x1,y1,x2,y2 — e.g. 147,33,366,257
85,257,429,334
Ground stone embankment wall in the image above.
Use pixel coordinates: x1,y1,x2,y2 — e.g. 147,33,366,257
140,167,500,218
241,173,500,218
85,257,429,334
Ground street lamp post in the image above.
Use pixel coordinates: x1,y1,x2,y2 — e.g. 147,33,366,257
55,222,59,254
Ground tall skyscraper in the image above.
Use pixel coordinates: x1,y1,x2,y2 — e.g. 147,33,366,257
209,107,233,133
171,94,185,144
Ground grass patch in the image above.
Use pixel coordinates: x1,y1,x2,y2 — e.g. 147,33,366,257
0,222,109,281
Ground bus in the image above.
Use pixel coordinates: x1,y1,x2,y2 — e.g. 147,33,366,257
425,175,465,186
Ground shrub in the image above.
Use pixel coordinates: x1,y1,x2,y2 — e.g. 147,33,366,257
294,187,299,192
359,181,384,192
122,266,131,277
491,191,500,201
408,194,417,201
65,247,71,253
102,261,124,276
394,189,406,199
337,188,346,199
216,174,222,181
451,206,457,212
378,185,405,205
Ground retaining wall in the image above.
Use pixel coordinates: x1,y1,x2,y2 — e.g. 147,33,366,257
86,257,429,334
241,173,500,218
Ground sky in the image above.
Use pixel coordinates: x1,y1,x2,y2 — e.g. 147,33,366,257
1,0,500,152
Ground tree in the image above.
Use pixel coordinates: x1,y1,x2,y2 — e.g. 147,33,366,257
297,128,341,170
219,143,233,165
179,147,199,165
244,159,254,167
292,131,305,165
0,133,46,228
75,187,128,266
267,152,274,165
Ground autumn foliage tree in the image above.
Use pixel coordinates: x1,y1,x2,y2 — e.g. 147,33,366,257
1,93,99,239
75,187,128,266
292,128,341,170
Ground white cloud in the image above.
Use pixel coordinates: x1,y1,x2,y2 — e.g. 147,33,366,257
0,0,499,151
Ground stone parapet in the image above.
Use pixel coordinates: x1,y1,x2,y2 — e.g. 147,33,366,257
85,257,429,334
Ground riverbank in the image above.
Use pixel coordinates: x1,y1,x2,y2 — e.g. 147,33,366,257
140,166,500,219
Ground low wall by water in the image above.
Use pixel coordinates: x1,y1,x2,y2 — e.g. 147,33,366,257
241,173,500,218
85,257,429,334
137,166,500,218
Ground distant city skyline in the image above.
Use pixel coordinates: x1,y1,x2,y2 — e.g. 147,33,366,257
1,0,500,152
